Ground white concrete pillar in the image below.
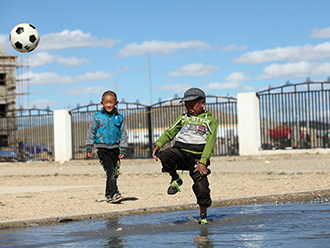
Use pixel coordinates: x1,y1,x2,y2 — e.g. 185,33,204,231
237,92,261,155
54,110,72,161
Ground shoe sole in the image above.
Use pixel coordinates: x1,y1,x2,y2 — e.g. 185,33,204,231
167,188,178,195
167,179,183,195
111,197,123,203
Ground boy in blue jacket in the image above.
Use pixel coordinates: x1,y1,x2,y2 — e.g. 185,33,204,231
86,91,128,203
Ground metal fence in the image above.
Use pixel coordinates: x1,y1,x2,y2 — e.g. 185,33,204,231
0,109,54,161
258,82,330,150
71,96,238,160
3,81,329,162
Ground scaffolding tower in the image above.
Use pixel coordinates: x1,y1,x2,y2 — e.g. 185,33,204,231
0,44,30,152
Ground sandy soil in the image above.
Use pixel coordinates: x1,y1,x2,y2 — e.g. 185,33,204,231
1,152,330,229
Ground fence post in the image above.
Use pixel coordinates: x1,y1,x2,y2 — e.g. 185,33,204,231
237,92,261,155
54,109,72,161
147,106,153,158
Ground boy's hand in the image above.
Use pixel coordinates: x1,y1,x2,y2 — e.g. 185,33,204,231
87,152,93,158
118,153,125,159
194,163,208,176
152,145,159,161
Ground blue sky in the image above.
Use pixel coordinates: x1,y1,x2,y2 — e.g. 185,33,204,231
1,0,330,110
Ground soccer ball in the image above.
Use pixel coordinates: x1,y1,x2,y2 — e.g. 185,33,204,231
10,23,40,53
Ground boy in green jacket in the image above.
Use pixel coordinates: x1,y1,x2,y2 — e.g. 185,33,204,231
152,87,218,224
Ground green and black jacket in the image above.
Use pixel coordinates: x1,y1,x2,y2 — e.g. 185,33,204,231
155,111,218,165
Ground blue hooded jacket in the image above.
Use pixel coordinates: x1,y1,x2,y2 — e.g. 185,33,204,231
86,109,128,152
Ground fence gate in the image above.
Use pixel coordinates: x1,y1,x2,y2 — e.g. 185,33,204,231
0,109,54,161
71,96,238,160
258,82,330,150
71,102,150,160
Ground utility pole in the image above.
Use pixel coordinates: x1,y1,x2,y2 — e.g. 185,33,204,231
148,52,152,105
114,70,117,93
147,52,153,155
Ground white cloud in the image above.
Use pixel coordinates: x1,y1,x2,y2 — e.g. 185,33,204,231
55,56,90,66
240,85,255,92
117,40,212,58
233,42,330,64
257,61,330,80
21,71,112,85
62,86,108,95
37,29,122,51
28,99,59,109
28,52,55,67
204,82,255,94
311,27,330,38
115,65,130,73
204,82,242,90
27,52,91,67
2,29,121,53
203,71,254,93
224,72,252,82
168,63,221,77
156,84,192,93
220,44,248,51
0,34,7,44
0,34,14,53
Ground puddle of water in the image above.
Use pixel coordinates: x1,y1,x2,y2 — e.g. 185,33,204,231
1,201,330,247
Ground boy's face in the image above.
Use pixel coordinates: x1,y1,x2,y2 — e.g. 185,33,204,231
185,98,205,116
101,95,118,112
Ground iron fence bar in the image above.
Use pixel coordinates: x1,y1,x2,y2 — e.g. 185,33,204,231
320,88,324,147
313,91,317,147
311,91,315,147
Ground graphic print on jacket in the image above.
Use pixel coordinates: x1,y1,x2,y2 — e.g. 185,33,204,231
178,123,207,145
171,113,213,151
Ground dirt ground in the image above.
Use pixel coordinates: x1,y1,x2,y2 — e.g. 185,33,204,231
1,152,330,229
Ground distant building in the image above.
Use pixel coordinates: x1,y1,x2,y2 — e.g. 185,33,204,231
0,44,18,149
0,44,17,116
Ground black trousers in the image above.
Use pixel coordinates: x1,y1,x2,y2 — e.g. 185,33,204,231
158,147,212,208
97,148,120,197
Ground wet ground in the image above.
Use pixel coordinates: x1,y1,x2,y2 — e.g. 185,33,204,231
1,199,329,247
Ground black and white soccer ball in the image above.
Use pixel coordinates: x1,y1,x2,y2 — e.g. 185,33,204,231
10,23,40,53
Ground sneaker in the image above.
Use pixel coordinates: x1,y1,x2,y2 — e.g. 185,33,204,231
198,218,208,225
106,195,112,202
106,193,123,203
167,175,183,195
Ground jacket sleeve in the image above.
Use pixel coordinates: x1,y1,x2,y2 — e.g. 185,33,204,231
86,117,96,150
200,116,218,165
120,119,128,152
154,114,184,148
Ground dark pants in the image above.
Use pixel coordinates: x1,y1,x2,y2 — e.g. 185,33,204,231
158,147,212,208
97,148,120,197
